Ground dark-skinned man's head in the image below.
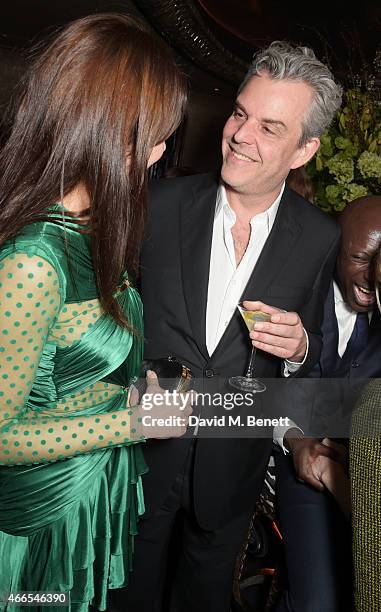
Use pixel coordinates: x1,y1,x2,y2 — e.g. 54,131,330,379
336,195,381,312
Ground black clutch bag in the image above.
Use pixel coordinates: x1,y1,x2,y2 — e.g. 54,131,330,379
135,355,192,398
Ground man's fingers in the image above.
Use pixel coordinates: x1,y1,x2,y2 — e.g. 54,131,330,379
309,480,325,492
250,340,292,359
310,465,326,491
250,331,301,349
242,300,282,316
243,301,300,326
301,468,325,491
250,322,297,338
270,311,299,325
297,469,325,491
322,437,347,455
316,443,338,461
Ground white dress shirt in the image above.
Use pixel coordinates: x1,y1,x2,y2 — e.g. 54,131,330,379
206,184,283,354
205,183,305,450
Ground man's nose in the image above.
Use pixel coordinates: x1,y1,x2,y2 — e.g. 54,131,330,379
232,122,255,145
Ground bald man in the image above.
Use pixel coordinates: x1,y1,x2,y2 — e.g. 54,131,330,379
276,195,381,612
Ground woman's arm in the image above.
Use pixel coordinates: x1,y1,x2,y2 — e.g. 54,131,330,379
0,251,142,465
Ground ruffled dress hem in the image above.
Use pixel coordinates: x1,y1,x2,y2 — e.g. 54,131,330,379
0,445,147,612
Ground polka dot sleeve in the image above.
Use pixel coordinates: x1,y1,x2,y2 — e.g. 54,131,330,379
0,252,142,465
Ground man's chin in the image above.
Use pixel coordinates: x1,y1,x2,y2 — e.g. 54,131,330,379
221,171,251,194
348,294,375,313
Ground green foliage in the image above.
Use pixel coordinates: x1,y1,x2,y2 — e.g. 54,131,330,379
306,66,381,213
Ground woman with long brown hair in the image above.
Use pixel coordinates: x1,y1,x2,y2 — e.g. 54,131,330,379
0,13,188,610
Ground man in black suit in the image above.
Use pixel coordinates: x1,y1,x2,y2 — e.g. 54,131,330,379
125,41,343,612
275,195,381,612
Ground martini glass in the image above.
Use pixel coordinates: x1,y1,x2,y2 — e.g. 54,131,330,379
229,305,270,393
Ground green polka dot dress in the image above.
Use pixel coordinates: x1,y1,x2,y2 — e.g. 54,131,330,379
0,210,147,611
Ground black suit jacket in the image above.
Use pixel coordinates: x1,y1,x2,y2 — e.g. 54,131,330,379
140,172,341,529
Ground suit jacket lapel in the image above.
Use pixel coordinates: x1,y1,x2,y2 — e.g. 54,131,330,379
241,186,302,300
320,284,339,375
211,186,303,360
180,175,219,360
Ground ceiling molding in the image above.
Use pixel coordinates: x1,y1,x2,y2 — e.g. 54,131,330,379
133,0,248,86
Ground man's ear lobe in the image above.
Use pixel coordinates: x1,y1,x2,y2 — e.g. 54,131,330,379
291,138,320,170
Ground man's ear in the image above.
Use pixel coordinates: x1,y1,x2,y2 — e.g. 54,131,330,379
290,137,320,170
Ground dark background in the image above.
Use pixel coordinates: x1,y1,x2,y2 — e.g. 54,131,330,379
0,0,380,173
197,0,381,74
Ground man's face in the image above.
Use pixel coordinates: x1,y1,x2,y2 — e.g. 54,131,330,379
221,72,319,199
336,209,381,312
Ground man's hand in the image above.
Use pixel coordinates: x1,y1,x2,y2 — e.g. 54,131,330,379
243,300,306,362
285,431,340,491
314,441,351,517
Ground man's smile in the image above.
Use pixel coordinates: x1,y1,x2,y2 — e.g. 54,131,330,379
353,282,375,307
228,144,258,164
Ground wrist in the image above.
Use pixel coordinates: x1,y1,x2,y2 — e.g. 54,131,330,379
284,427,305,452
128,405,146,441
289,347,306,363
288,329,308,363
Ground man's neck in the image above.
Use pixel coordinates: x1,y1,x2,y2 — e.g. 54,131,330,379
224,184,283,222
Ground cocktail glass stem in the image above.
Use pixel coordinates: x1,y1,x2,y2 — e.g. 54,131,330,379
228,305,267,393
245,346,256,379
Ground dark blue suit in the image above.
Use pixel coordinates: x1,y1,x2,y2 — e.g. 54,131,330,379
275,283,381,612
310,283,381,379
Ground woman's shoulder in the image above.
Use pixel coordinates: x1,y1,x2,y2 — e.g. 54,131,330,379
0,219,83,297
2,221,67,270
1,217,95,302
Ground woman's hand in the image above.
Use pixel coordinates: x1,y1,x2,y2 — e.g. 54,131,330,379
129,370,193,439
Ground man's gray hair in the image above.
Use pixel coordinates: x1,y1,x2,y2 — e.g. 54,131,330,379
239,41,343,146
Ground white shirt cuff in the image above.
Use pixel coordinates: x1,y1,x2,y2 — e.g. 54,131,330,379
283,327,309,377
273,420,304,454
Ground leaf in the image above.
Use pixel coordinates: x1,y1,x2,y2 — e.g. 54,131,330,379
333,201,346,212
308,75,381,211
369,140,378,153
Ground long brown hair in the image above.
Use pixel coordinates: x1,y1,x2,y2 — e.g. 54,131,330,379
0,13,187,325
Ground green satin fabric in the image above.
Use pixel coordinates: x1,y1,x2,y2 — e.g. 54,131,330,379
0,214,147,611
0,444,146,611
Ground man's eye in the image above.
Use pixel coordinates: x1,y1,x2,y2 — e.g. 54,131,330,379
263,126,275,135
233,109,245,119
351,255,369,263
